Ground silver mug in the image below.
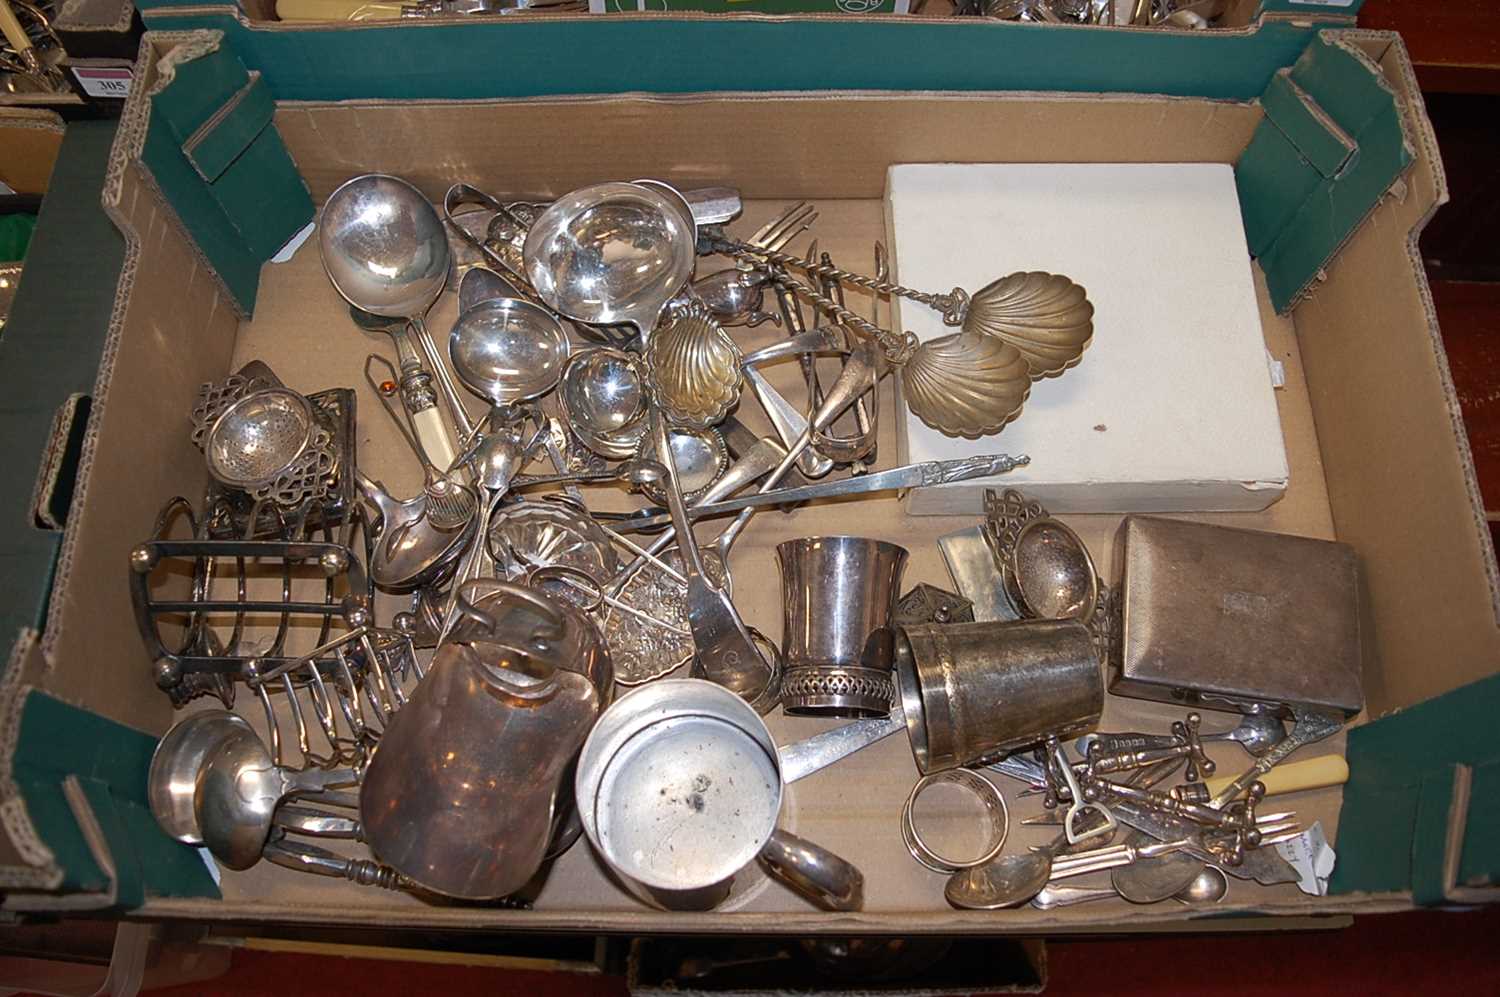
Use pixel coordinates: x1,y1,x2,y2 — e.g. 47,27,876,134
776,536,909,718
574,679,865,912
895,618,1102,775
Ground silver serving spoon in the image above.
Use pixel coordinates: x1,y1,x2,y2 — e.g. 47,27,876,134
320,174,470,440
196,725,357,871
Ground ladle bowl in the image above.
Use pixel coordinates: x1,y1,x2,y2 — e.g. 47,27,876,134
195,725,354,871
522,182,695,336
320,174,450,320
148,710,253,844
449,297,572,406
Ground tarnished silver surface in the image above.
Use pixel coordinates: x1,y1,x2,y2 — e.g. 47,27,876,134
575,679,863,911
895,618,1102,775
361,581,610,899
983,488,1099,625
644,300,744,430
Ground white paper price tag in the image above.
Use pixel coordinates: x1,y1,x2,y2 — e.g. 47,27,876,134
1275,820,1336,896
71,66,133,99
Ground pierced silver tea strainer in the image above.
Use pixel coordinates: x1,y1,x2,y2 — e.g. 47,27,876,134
197,386,337,508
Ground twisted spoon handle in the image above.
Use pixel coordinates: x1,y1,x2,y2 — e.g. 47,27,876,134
714,239,968,324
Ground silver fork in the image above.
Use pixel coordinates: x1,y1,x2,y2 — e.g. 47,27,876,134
742,202,819,258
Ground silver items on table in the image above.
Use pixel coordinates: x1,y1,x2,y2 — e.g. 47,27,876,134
359,580,612,899
894,618,1103,775
776,536,909,718
982,488,1099,624
1110,516,1365,718
574,679,864,912
901,769,1009,874
523,181,696,337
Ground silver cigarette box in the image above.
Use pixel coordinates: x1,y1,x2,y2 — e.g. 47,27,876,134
1110,516,1365,717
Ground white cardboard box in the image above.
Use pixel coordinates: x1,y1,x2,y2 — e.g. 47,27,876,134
887,163,1289,515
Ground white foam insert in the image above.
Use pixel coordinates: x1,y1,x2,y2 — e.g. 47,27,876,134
887,163,1288,515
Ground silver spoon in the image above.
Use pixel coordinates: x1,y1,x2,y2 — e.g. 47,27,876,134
946,845,1056,910
1111,838,1206,903
356,470,475,591
320,174,471,440
1031,866,1229,910
196,725,357,871
148,710,253,844
1078,712,1288,760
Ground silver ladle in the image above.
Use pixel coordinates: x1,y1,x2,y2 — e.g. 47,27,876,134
522,182,696,339
194,724,356,871
148,709,254,844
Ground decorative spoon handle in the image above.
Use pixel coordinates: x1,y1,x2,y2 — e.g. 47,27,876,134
714,239,967,325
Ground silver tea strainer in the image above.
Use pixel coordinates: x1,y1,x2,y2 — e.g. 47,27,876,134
195,384,337,508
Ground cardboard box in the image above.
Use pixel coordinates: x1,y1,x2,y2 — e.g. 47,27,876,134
1,22,1495,933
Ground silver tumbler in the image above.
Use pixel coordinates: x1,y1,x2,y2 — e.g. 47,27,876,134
776,536,909,717
895,618,1102,774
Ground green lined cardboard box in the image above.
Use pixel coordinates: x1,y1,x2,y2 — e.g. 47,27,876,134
1,16,1496,929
